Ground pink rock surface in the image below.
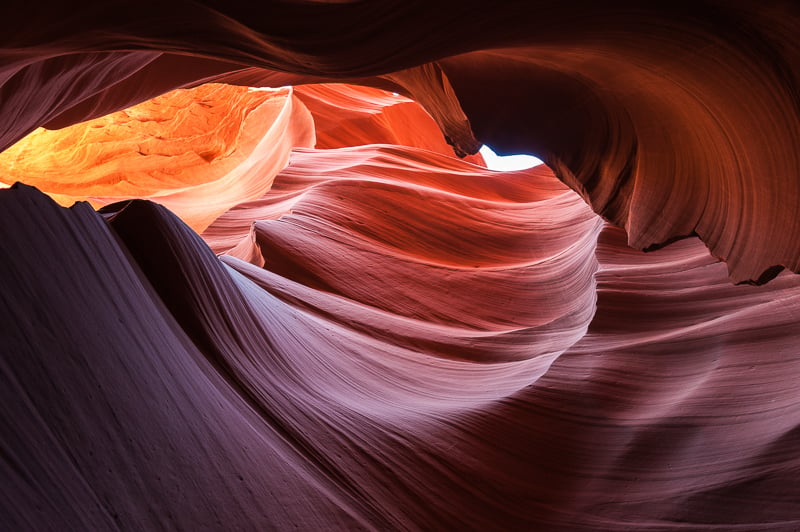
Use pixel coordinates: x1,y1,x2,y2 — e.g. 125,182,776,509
2,2,796,281
2,3,800,530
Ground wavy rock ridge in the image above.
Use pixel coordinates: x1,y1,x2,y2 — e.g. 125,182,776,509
2,2,800,530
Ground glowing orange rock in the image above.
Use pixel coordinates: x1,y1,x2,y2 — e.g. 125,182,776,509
295,83,484,165
0,83,315,231
1,3,799,281
2,3,800,530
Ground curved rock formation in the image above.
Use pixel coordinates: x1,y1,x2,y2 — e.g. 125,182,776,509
0,83,314,231
293,83,484,165
209,146,601,367
3,2,800,280
2,2,800,530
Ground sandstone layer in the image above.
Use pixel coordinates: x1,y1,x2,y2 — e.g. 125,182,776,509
2,3,800,530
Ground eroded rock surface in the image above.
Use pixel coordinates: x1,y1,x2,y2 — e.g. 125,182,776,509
2,3,800,530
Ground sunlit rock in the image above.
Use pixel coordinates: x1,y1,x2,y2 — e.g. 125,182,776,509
2,3,800,530
0,83,315,231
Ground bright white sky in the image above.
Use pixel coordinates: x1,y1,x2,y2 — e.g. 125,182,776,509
479,145,542,171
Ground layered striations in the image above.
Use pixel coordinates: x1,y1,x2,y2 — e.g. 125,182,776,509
2,2,800,280
2,2,800,531
0,83,315,231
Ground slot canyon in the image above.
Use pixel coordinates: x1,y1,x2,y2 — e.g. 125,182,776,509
2,2,800,530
